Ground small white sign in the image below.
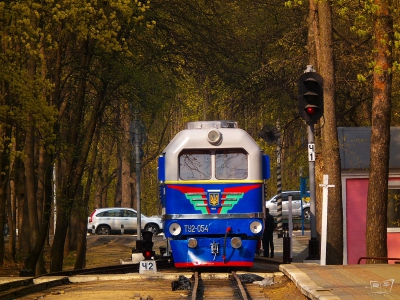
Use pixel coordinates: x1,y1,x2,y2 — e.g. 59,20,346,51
139,260,157,274
308,143,315,161
370,279,394,294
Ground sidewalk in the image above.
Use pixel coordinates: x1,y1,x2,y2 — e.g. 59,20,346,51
281,263,400,299
260,230,400,299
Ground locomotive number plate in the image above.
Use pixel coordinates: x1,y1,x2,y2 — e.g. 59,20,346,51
184,224,209,233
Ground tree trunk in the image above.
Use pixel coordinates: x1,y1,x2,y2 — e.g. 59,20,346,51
30,151,53,275
121,105,132,208
95,137,115,208
366,0,393,264
317,0,343,265
306,0,343,264
15,153,28,256
51,39,110,271
0,129,10,265
115,103,133,208
50,37,93,271
75,125,100,269
0,93,12,265
7,173,16,262
23,118,40,271
307,0,323,246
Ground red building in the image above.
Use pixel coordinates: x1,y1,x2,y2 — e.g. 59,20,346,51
339,127,400,264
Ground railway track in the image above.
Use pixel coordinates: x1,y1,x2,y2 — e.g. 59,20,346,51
191,271,249,300
0,260,301,299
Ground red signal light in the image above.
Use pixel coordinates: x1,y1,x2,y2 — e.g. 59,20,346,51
305,106,318,116
143,250,153,260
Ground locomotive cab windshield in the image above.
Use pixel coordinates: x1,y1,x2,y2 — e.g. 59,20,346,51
179,149,248,180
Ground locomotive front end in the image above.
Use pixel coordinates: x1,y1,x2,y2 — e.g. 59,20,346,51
158,121,270,267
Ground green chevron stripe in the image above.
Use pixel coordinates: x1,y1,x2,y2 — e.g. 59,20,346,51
186,194,209,214
220,193,244,214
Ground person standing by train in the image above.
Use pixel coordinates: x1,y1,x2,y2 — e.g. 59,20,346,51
262,208,274,258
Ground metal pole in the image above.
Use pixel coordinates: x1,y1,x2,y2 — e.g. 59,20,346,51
276,124,283,238
307,123,319,260
135,112,142,242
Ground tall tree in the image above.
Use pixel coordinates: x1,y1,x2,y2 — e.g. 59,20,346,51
305,0,343,264
366,0,393,263
317,0,343,265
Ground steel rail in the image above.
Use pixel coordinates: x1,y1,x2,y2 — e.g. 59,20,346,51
0,259,173,299
191,271,199,300
232,271,249,300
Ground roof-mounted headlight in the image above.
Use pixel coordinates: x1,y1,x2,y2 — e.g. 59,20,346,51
207,129,222,145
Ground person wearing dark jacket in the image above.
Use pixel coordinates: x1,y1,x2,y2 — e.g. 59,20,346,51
262,208,275,258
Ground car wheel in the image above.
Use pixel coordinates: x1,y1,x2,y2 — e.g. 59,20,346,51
96,225,111,235
303,208,311,220
144,224,160,236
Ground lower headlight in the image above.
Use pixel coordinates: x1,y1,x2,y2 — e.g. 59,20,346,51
169,223,181,236
250,221,262,233
230,237,242,249
188,238,198,248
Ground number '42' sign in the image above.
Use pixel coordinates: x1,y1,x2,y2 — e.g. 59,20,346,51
139,260,157,274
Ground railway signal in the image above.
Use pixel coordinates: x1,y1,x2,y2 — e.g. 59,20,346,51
297,66,323,261
142,231,154,260
298,71,323,124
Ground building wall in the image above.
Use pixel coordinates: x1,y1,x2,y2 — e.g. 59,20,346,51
344,175,400,264
346,178,368,264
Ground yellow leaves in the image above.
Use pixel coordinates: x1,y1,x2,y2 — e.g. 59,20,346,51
357,74,367,82
284,0,303,9
134,15,145,22
9,0,147,55
392,62,400,72
146,20,156,29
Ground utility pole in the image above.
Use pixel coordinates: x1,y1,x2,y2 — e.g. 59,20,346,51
130,111,145,250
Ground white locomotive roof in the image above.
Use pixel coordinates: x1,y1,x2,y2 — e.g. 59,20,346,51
163,121,259,152
162,121,263,180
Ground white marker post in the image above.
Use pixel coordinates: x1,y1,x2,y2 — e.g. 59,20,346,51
319,174,335,265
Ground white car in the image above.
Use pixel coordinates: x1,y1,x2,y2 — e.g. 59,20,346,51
265,191,310,220
87,207,163,235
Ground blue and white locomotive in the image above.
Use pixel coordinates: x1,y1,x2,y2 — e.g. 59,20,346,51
158,121,270,267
